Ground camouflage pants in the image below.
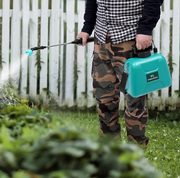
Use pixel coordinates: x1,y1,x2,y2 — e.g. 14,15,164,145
92,35,149,145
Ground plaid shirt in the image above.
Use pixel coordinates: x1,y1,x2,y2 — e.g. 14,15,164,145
82,0,164,45
95,0,144,44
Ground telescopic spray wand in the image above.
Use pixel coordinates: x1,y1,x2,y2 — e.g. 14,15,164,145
26,37,94,56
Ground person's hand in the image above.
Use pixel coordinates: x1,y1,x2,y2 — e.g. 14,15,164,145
136,34,152,50
76,32,89,46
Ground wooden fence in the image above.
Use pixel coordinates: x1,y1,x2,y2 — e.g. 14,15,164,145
0,0,180,110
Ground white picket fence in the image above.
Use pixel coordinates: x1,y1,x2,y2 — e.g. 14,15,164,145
0,0,180,110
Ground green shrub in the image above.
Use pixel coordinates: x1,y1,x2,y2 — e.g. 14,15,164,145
0,104,52,139
0,126,162,178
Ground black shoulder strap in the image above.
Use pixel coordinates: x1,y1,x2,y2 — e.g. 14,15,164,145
119,72,128,94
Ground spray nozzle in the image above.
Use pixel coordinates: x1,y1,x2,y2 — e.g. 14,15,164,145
26,49,33,56
26,46,47,56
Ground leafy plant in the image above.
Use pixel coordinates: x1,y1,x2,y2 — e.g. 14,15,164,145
0,124,162,178
0,105,52,139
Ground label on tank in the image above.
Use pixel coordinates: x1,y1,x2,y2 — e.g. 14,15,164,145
146,71,159,82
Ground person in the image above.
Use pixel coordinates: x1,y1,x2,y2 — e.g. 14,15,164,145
77,0,164,146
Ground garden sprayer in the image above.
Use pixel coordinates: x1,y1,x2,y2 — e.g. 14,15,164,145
26,37,94,56
119,43,172,97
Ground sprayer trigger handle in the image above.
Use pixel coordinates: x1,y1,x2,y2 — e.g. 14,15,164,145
72,37,94,45
87,37,94,43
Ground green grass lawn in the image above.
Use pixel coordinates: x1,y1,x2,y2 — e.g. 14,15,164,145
58,111,180,178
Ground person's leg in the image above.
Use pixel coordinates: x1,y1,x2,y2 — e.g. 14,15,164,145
92,36,121,139
124,94,149,146
108,39,149,146
92,34,136,139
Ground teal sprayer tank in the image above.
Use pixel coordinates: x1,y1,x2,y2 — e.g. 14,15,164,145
122,47,172,98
